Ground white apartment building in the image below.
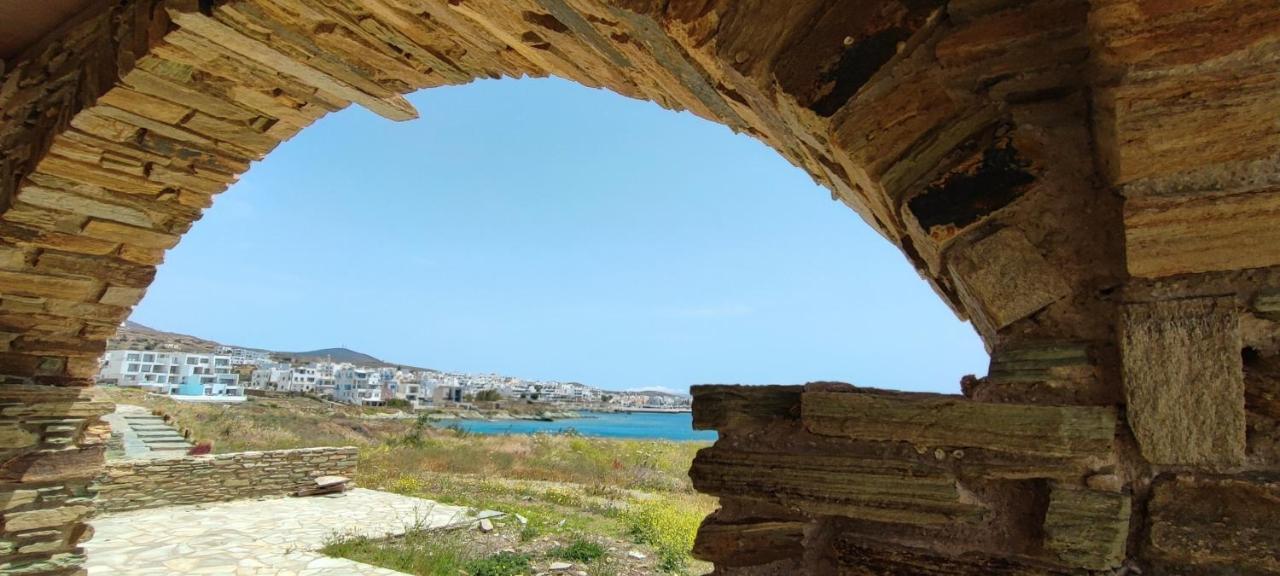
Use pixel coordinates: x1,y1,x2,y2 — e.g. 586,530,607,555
216,346,272,366
389,370,425,409
249,363,292,390
97,350,243,398
313,362,339,397
282,366,318,393
334,366,384,405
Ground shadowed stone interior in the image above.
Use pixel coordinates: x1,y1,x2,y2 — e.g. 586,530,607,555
0,0,1278,574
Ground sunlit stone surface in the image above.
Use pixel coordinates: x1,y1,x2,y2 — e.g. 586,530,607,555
0,0,1278,573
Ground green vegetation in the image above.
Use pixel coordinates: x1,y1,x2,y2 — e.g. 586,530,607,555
100,386,714,574
550,538,607,563
621,499,704,572
321,530,533,576
466,552,532,576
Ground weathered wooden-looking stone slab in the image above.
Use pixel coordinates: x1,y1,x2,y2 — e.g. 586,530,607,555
825,535,1081,576
691,515,806,568
978,342,1113,405
1120,297,1246,468
1,0,1278,574
1042,485,1130,570
692,445,985,525
690,384,800,431
1146,473,1280,575
802,390,1117,459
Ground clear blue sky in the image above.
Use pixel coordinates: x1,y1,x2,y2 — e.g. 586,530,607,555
132,78,987,394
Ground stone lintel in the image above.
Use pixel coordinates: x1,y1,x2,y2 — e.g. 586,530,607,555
801,389,1116,459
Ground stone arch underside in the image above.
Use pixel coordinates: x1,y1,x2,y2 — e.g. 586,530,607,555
0,0,1278,574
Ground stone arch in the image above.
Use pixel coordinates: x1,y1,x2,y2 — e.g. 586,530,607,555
0,0,1277,574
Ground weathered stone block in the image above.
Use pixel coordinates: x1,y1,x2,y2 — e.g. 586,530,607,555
690,385,800,431
1125,187,1280,278
1120,297,1245,468
827,536,1077,576
0,425,37,449
947,227,1071,332
978,342,1113,405
1042,485,1130,570
0,490,38,512
691,444,983,525
2,504,91,532
1147,473,1280,575
802,389,1116,459
0,447,104,483
692,515,805,567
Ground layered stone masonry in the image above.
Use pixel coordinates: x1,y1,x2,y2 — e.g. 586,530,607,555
0,0,1276,574
691,376,1280,574
92,446,358,514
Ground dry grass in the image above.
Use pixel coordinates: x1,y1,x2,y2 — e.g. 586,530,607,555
97,387,412,452
99,385,715,573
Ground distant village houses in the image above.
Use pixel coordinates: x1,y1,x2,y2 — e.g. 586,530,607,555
98,350,244,400
97,345,691,410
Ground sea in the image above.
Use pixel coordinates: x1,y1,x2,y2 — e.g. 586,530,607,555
454,411,716,442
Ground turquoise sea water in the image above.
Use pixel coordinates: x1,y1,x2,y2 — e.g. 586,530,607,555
454,412,716,442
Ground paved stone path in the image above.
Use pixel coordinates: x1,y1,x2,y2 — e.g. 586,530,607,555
85,488,501,575
103,404,191,460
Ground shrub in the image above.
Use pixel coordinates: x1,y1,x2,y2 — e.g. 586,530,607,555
466,551,531,576
549,539,606,563
621,498,701,573
321,531,470,575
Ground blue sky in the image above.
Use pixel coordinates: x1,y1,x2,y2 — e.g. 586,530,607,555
131,78,988,393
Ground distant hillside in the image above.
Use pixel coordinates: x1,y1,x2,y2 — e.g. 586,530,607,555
107,322,427,369
609,388,692,398
275,347,385,366
108,321,223,353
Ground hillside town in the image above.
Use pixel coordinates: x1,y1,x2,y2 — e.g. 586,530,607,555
96,344,691,412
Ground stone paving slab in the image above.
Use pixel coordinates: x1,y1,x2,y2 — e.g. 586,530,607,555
105,404,192,460
85,488,495,575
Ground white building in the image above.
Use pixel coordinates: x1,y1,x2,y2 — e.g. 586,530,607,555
216,346,272,366
97,350,243,398
334,366,384,405
313,362,339,397
282,366,318,393
390,370,425,409
432,384,463,404
249,363,292,390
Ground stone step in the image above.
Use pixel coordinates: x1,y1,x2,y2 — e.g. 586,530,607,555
137,435,187,444
144,442,192,450
123,415,165,422
130,424,176,432
134,429,182,437
148,447,192,453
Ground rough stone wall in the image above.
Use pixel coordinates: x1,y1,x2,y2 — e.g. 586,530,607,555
0,0,1275,574
92,446,358,514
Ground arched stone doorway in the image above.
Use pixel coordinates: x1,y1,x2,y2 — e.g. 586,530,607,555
0,0,1277,574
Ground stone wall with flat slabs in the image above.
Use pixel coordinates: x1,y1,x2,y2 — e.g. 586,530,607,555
1,0,1278,574
92,446,357,514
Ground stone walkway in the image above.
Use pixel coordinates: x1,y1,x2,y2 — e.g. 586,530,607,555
103,404,191,459
85,488,501,575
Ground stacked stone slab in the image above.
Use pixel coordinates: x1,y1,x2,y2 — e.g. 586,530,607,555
0,0,1276,574
92,446,359,514
692,384,1130,573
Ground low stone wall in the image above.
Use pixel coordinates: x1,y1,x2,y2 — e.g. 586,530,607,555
92,447,358,514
